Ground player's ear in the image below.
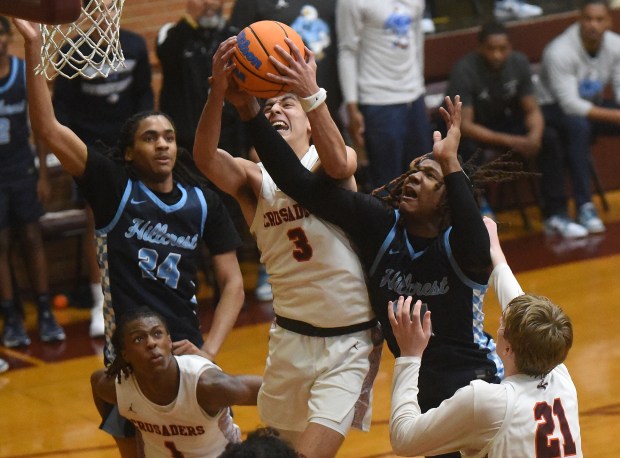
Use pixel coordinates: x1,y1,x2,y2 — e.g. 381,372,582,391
124,147,133,162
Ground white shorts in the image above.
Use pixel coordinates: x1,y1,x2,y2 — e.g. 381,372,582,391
258,323,383,434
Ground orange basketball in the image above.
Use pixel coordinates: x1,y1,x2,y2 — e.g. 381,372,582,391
232,20,306,98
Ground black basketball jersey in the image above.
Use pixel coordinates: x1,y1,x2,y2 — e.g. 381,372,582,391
368,211,502,376
98,179,207,360
0,56,34,179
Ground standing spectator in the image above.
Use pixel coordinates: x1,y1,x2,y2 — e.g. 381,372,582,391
194,38,379,458
52,22,154,338
91,307,261,458
157,0,244,154
16,18,244,458
387,218,582,457
537,0,620,237
337,0,433,191
0,16,65,347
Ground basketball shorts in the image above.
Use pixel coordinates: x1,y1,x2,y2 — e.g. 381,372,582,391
258,323,383,434
0,169,44,231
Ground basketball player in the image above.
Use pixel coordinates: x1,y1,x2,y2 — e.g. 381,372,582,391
387,219,583,457
0,15,65,348
193,36,380,458
14,19,244,457
229,39,500,458
91,307,262,458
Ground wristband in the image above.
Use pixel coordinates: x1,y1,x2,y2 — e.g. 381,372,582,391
299,88,327,112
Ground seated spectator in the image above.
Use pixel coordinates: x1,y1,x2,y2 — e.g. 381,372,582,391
446,20,547,217
537,0,620,237
447,20,544,163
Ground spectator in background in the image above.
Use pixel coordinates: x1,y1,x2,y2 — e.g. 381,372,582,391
337,0,433,192
229,0,343,302
537,0,620,237
447,21,544,162
52,21,154,338
446,20,547,218
0,15,65,347
157,0,245,155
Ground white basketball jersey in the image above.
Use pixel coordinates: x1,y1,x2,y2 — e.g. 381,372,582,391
480,364,582,458
250,146,374,327
116,355,240,457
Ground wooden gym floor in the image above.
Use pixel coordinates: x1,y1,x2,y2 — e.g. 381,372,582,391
1,193,620,458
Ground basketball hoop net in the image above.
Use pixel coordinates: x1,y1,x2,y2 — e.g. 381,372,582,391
36,0,126,80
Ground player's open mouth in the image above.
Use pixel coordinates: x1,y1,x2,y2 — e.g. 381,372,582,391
271,120,289,131
403,185,418,198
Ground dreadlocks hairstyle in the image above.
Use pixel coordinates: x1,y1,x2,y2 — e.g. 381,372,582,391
105,307,169,382
371,150,536,230
107,110,210,189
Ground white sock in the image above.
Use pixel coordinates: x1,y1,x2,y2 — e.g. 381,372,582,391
90,283,104,309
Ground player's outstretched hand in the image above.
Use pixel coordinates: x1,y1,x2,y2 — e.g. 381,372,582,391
484,216,507,268
432,95,462,174
266,37,320,98
172,339,214,361
388,296,432,358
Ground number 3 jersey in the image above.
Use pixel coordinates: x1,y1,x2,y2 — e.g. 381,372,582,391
77,151,241,362
116,355,241,457
250,146,374,328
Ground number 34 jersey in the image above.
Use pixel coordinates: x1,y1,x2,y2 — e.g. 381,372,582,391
250,145,375,328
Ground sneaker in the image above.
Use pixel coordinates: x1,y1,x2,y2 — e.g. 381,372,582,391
544,215,588,238
89,304,105,338
255,264,273,302
494,0,543,20
0,358,8,373
421,17,436,34
578,202,605,233
255,282,273,302
1,315,31,347
38,309,66,343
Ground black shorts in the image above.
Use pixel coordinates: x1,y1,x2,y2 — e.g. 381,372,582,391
0,168,44,231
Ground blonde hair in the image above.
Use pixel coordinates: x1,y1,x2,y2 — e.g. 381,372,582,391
503,294,573,377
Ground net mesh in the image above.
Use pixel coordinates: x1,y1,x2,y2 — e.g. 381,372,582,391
36,0,126,80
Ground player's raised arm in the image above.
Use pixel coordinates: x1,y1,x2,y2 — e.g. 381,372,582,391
193,37,261,206
13,19,87,177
